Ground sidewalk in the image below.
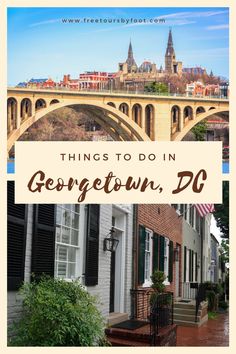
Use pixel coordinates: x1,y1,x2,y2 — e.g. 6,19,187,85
176,313,229,346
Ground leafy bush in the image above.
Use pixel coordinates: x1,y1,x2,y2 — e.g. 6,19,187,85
151,270,166,293
9,276,109,346
206,290,218,312
219,300,228,310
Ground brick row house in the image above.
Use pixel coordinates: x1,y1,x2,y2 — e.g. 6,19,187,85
7,182,214,344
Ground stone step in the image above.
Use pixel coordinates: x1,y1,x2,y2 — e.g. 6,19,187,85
174,319,200,327
174,313,200,322
174,307,200,316
107,312,129,326
174,302,196,310
106,335,150,347
106,327,150,343
174,314,208,328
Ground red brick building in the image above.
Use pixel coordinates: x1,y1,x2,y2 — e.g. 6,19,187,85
134,204,182,297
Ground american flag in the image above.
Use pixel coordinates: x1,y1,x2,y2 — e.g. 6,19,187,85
195,204,215,217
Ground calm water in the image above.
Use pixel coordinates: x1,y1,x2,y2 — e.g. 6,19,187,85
7,160,230,174
222,161,229,174
7,160,15,174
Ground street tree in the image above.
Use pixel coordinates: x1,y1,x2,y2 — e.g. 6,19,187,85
213,181,229,239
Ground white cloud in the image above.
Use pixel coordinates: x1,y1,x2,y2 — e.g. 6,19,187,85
157,10,228,20
29,19,60,28
206,24,229,30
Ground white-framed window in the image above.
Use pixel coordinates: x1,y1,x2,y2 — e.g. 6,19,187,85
55,204,84,280
164,237,170,284
143,228,153,286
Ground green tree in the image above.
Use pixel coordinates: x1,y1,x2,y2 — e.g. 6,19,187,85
191,120,207,141
213,181,229,239
144,82,168,94
219,239,229,263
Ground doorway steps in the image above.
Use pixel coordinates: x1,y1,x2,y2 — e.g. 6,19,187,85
173,300,208,327
107,312,129,326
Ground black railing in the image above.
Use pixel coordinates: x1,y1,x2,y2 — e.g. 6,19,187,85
130,289,173,346
150,292,174,346
195,283,207,322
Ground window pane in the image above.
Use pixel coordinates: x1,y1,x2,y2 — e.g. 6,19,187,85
56,206,61,224
71,205,80,213
57,262,67,278
61,226,70,244
68,247,76,262
62,209,71,227
58,245,67,261
71,229,79,246
68,263,76,278
56,226,61,242
71,213,79,229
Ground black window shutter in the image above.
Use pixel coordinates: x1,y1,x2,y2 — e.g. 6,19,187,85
191,250,194,282
31,205,56,280
159,235,165,272
195,252,198,281
184,246,187,282
189,249,192,282
85,204,100,286
168,240,174,283
152,233,159,273
138,225,146,285
7,181,28,291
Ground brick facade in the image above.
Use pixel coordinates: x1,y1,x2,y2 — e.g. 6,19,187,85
136,204,182,295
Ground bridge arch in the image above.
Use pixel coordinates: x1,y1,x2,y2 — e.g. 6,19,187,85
173,108,229,141
119,102,129,116
183,106,193,121
7,100,150,152
209,106,216,110
35,98,47,111
21,98,32,121
132,103,142,127
50,99,60,105
7,97,17,133
171,105,181,134
145,104,154,139
107,102,116,108
196,106,205,115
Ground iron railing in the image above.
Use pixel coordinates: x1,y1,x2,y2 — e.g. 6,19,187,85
8,86,229,100
195,283,207,322
130,289,174,346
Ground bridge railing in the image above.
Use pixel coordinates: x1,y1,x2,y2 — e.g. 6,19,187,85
8,86,229,100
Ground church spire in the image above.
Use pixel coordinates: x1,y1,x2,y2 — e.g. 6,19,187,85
165,29,175,57
126,39,137,72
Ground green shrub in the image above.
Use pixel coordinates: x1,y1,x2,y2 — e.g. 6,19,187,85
219,300,228,310
9,276,109,347
206,290,217,311
151,270,166,293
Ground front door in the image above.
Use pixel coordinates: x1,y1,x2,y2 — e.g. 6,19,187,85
109,250,116,313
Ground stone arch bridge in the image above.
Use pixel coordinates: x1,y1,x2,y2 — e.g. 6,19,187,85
7,88,229,152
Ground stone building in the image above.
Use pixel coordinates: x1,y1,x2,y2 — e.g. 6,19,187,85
116,30,182,90
165,30,182,75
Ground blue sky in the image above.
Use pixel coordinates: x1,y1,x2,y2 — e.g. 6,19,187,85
8,7,229,85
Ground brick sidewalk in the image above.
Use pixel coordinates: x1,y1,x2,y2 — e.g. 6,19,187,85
176,313,229,346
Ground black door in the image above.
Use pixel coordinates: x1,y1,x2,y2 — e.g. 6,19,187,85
109,251,116,313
